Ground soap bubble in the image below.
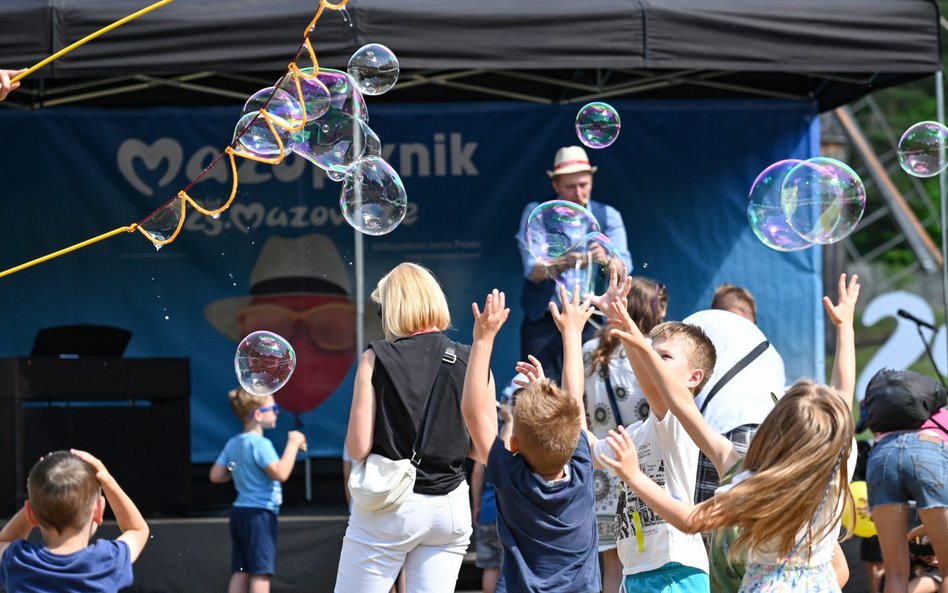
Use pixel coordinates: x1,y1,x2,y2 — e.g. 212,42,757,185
235,331,297,396
242,86,304,128
234,111,299,157
293,111,376,177
347,43,399,96
226,462,236,471
898,121,948,178
554,233,630,299
576,102,621,149
315,68,368,122
525,200,601,265
340,156,407,235
276,73,331,122
779,157,866,244
747,159,814,252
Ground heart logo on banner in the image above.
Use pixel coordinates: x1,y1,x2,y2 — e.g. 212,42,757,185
229,203,266,233
117,138,183,196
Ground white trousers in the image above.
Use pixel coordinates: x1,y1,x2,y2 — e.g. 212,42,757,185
334,481,472,593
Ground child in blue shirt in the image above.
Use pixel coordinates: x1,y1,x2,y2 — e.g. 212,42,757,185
210,388,307,593
462,288,600,593
0,449,150,593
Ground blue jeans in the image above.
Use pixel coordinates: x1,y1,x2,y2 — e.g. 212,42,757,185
867,431,948,510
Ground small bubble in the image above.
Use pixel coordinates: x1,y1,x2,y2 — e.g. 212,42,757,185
212,213,221,220
226,462,236,471
642,262,648,269
164,315,170,320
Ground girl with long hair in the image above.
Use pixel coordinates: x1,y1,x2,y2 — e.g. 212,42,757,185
601,274,860,592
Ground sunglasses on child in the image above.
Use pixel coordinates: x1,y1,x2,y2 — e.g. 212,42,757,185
256,404,280,415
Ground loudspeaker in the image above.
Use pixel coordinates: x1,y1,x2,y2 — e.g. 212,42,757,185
0,357,191,517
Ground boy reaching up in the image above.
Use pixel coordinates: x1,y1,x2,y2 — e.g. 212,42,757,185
0,449,150,592
462,287,600,593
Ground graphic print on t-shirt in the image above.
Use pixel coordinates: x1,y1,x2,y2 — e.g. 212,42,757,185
614,442,667,541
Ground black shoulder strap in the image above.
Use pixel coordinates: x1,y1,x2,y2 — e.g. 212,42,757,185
411,342,457,466
700,340,770,415
603,372,624,427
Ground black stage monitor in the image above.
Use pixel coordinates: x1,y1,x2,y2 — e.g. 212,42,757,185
30,324,132,357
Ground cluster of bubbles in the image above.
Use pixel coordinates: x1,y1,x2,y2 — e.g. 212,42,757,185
575,102,620,149
897,120,948,178
233,43,405,236
235,331,297,396
747,157,866,251
525,200,629,298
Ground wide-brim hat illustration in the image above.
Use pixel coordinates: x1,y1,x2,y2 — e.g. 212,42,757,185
546,145,599,178
205,234,378,343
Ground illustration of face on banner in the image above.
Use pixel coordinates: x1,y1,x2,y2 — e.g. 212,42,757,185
205,233,376,415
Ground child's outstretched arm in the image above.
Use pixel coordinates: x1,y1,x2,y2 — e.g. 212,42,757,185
823,273,860,403
550,283,594,432
608,289,670,420
265,430,307,482
0,507,34,557
599,426,702,534
462,289,509,465
610,302,740,476
71,449,149,563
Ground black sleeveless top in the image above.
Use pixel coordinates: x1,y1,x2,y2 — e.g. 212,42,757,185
369,331,471,495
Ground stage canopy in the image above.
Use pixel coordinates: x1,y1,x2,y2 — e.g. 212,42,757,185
0,0,940,111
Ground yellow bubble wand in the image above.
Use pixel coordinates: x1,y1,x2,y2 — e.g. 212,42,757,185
11,0,177,85
0,0,350,279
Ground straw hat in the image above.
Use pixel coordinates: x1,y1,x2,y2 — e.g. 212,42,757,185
204,234,351,342
546,145,599,178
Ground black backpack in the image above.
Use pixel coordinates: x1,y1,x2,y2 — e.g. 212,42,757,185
862,368,947,433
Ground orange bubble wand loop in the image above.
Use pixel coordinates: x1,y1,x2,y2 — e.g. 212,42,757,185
11,0,177,84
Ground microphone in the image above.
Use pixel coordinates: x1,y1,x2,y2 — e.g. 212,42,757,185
897,309,937,331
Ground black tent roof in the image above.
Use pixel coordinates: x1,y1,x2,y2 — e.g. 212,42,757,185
0,0,941,111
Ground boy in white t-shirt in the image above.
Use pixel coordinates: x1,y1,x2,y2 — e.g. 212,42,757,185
604,309,717,592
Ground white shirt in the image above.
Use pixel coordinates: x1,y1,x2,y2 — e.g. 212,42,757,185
613,411,708,575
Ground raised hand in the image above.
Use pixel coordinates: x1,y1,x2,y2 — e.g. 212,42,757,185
71,449,113,485
472,289,510,341
590,267,632,314
598,426,643,483
822,273,860,328
515,354,546,384
550,283,593,337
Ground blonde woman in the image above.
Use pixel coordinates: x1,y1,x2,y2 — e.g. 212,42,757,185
336,263,473,593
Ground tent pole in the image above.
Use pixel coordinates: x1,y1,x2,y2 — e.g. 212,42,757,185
938,68,948,379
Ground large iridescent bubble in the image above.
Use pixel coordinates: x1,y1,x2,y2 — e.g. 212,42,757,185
235,331,297,396
525,200,601,265
347,43,399,96
340,156,407,235
233,86,305,157
575,102,621,149
898,121,948,178
747,159,814,252
276,73,331,122
554,233,630,299
779,157,866,244
293,111,377,178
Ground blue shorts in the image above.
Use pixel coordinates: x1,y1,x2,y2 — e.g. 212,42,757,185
624,562,709,593
867,431,948,510
474,522,502,570
230,507,278,575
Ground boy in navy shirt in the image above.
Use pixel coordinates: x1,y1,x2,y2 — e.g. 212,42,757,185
462,288,600,593
0,449,150,593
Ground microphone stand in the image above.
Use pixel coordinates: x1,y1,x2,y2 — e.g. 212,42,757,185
906,318,948,388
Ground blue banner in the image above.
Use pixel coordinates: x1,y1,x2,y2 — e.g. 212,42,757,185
0,99,821,461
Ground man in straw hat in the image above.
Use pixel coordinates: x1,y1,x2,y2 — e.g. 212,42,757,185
205,233,377,416
514,145,632,383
